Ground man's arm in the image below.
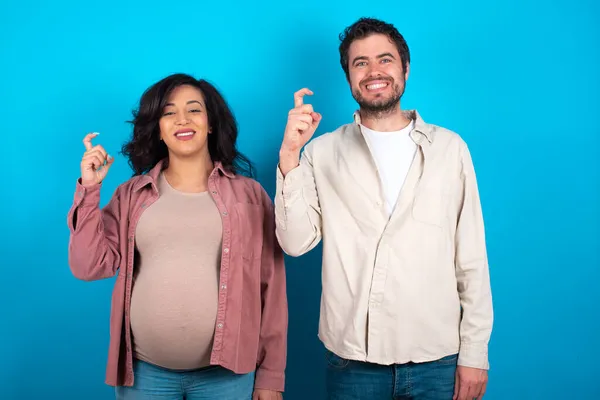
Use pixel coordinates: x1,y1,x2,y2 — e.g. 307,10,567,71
274,88,323,257
455,142,494,369
275,142,323,257
453,142,493,400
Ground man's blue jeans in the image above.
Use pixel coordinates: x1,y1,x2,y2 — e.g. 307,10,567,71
326,350,457,399
115,359,255,400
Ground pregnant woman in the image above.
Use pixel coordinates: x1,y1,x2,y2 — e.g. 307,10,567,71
67,73,287,400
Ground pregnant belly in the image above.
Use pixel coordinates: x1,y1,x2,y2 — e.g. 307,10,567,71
129,274,219,370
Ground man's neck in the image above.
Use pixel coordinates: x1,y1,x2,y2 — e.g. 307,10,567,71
360,107,412,132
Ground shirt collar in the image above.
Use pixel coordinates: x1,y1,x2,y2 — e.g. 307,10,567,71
132,159,234,192
353,109,433,143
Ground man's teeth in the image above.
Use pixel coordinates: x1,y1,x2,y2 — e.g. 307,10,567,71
176,132,194,137
367,83,388,90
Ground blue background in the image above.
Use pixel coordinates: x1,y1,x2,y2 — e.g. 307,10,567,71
1,0,598,398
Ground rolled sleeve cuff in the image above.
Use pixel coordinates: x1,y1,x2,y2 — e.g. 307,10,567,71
275,165,307,227
74,179,102,207
276,165,304,194
254,367,285,392
458,342,489,370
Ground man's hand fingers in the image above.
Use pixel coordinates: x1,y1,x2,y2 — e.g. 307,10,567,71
294,88,313,108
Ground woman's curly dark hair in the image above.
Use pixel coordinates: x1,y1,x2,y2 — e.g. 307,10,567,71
121,73,254,177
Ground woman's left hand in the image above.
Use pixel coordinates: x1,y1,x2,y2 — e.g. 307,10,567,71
252,389,282,400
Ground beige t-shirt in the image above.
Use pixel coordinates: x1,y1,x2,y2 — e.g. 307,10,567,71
130,172,222,370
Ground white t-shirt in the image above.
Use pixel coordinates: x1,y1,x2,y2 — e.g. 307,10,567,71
361,120,417,216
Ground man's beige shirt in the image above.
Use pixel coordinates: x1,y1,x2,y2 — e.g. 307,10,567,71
275,110,493,369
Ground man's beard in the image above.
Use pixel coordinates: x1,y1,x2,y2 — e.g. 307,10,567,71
352,78,405,119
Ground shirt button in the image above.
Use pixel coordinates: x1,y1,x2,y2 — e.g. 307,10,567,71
212,191,217,195
223,248,229,254
221,284,227,290
222,211,228,216
217,323,223,329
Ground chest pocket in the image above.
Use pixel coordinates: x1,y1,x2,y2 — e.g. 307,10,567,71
412,182,446,228
234,202,264,260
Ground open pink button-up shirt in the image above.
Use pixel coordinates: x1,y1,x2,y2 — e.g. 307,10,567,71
67,160,288,392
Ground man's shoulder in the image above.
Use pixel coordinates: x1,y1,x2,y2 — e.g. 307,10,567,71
410,110,465,147
305,122,356,152
427,122,463,142
426,122,470,154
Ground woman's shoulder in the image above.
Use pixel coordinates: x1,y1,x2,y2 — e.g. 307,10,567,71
109,173,153,200
230,174,273,207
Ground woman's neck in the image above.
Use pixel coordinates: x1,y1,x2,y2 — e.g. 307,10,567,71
163,153,214,193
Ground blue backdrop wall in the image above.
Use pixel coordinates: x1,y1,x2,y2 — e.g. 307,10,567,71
1,0,598,398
